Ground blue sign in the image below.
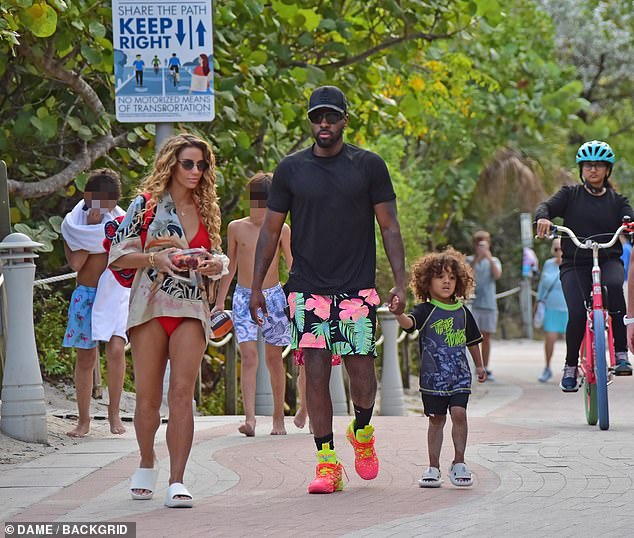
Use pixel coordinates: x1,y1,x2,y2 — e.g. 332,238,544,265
112,0,214,123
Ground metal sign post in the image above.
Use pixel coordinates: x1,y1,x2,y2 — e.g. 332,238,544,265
112,0,215,124
520,213,534,339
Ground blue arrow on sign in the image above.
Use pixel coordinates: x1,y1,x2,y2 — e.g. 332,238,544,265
196,20,206,46
176,19,186,45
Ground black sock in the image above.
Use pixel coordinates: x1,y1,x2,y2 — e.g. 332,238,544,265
353,403,374,432
314,433,334,451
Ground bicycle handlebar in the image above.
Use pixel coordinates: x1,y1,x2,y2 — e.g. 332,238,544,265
550,223,628,250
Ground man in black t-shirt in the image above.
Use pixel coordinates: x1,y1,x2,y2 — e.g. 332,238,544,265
249,85,407,494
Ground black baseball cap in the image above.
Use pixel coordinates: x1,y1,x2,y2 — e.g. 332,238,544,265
307,86,347,115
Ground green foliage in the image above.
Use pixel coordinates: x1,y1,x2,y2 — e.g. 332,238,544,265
33,288,75,378
198,350,227,415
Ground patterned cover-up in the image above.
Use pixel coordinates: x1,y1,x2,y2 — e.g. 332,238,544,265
109,192,216,342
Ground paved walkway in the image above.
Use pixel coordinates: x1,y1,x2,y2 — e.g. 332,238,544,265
3,340,634,537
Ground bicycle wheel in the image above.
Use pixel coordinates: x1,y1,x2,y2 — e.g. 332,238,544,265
593,309,609,430
584,379,598,425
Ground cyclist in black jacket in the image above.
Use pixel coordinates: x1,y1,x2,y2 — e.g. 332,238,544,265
535,140,634,391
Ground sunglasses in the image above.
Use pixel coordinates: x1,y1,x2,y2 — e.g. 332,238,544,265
581,162,608,171
308,110,344,124
178,159,210,171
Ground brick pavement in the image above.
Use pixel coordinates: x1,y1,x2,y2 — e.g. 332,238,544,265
3,340,634,537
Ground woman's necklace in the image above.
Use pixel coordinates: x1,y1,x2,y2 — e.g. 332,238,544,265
177,203,195,217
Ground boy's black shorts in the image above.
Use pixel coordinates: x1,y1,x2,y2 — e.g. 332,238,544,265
421,392,469,416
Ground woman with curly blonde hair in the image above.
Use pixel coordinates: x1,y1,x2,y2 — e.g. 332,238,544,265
109,133,228,508
389,247,486,489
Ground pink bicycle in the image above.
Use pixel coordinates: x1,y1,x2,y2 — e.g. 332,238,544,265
549,219,632,430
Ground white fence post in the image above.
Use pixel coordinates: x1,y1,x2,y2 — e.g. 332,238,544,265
377,307,405,416
0,233,48,443
255,329,274,415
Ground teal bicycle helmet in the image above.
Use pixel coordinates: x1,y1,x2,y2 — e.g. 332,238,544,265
576,140,615,191
575,140,615,164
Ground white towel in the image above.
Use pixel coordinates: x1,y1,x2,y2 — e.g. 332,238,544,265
92,269,130,342
61,201,125,253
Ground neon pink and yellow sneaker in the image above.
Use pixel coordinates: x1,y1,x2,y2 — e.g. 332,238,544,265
308,444,345,494
346,421,379,480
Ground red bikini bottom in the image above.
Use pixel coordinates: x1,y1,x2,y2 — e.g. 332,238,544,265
156,316,184,337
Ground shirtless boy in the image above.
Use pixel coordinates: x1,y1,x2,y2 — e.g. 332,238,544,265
214,172,292,436
61,169,127,437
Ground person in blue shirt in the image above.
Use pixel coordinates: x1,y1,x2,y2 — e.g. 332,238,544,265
620,235,632,308
535,237,568,382
133,55,144,87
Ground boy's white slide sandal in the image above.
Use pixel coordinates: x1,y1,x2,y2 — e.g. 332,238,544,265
448,462,473,487
418,466,442,488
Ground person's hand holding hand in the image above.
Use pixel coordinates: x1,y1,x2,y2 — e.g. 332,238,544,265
388,294,403,314
387,286,406,315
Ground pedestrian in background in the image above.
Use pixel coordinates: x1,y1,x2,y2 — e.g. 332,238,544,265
535,237,568,383
467,230,502,381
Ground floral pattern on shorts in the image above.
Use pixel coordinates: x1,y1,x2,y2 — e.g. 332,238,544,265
287,288,380,357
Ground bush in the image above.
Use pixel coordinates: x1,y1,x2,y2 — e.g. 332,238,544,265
198,349,227,415
33,288,76,380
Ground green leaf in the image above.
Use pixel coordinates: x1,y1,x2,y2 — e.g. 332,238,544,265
88,21,105,38
249,50,267,65
235,131,250,149
48,215,63,233
77,125,92,141
75,172,88,192
15,197,30,219
81,44,102,65
128,148,147,166
22,3,58,38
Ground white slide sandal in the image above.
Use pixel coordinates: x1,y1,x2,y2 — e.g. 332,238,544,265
164,482,193,508
129,467,159,500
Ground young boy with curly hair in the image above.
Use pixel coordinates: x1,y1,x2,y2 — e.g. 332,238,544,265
390,247,486,488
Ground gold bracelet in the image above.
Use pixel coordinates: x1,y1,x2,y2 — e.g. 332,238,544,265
148,252,156,268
